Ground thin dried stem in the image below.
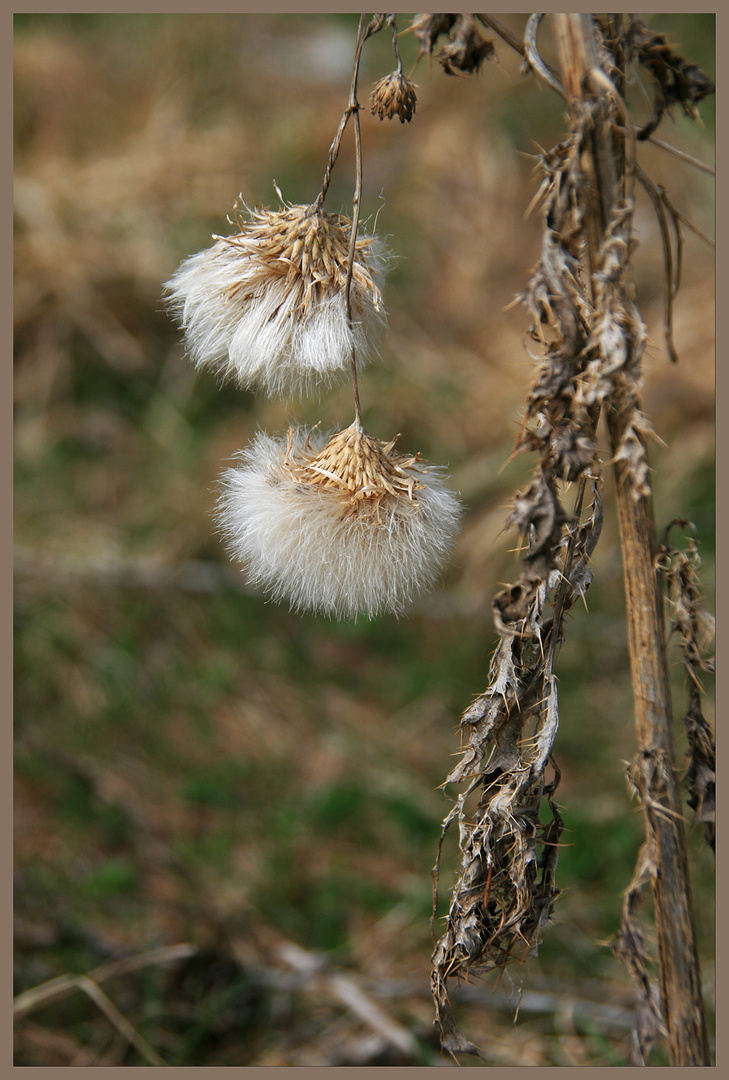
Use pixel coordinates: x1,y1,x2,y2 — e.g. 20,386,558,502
646,135,715,176
14,943,197,1020
315,13,385,430
635,164,681,363
314,15,378,211
475,14,525,58
388,13,404,75
15,973,169,1066
345,18,368,430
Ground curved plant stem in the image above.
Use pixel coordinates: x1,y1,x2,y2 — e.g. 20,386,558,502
524,13,566,98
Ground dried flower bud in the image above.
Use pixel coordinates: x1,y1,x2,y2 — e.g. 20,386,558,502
370,71,417,123
164,197,387,398
217,424,462,619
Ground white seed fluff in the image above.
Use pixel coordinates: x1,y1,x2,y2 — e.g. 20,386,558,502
164,202,388,398
216,427,462,619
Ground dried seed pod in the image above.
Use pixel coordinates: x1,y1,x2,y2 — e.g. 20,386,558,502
217,424,462,618
370,71,417,123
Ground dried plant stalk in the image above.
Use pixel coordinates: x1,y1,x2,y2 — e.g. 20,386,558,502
552,14,708,1067
431,13,712,1065
431,471,603,1058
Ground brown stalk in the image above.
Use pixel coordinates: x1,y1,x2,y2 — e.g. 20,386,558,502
551,13,708,1066
316,14,384,432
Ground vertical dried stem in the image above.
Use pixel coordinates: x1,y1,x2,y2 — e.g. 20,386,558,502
551,13,708,1066
314,14,370,212
315,13,382,432
345,20,367,431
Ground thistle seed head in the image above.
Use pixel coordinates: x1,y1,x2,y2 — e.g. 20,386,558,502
283,424,424,518
370,71,418,123
217,425,462,619
224,201,384,318
164,197,388,398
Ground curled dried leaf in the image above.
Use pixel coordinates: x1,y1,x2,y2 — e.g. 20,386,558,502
411,13,496,76
682,691,715,850
437,15,496,76
410,13,456,57
507,471,568,561
655,522,715,849
625,15,715,140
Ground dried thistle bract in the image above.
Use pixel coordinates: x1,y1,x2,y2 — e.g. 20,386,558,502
624,15,715,139
412,13,495,76
165,197,388,398
217,424,462,618
411,13,457,57
370,71,417,123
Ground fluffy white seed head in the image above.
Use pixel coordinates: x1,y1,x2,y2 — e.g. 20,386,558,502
217,425,462,619
164,199,388,398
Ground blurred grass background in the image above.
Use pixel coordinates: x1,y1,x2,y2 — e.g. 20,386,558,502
14,12,714,1066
